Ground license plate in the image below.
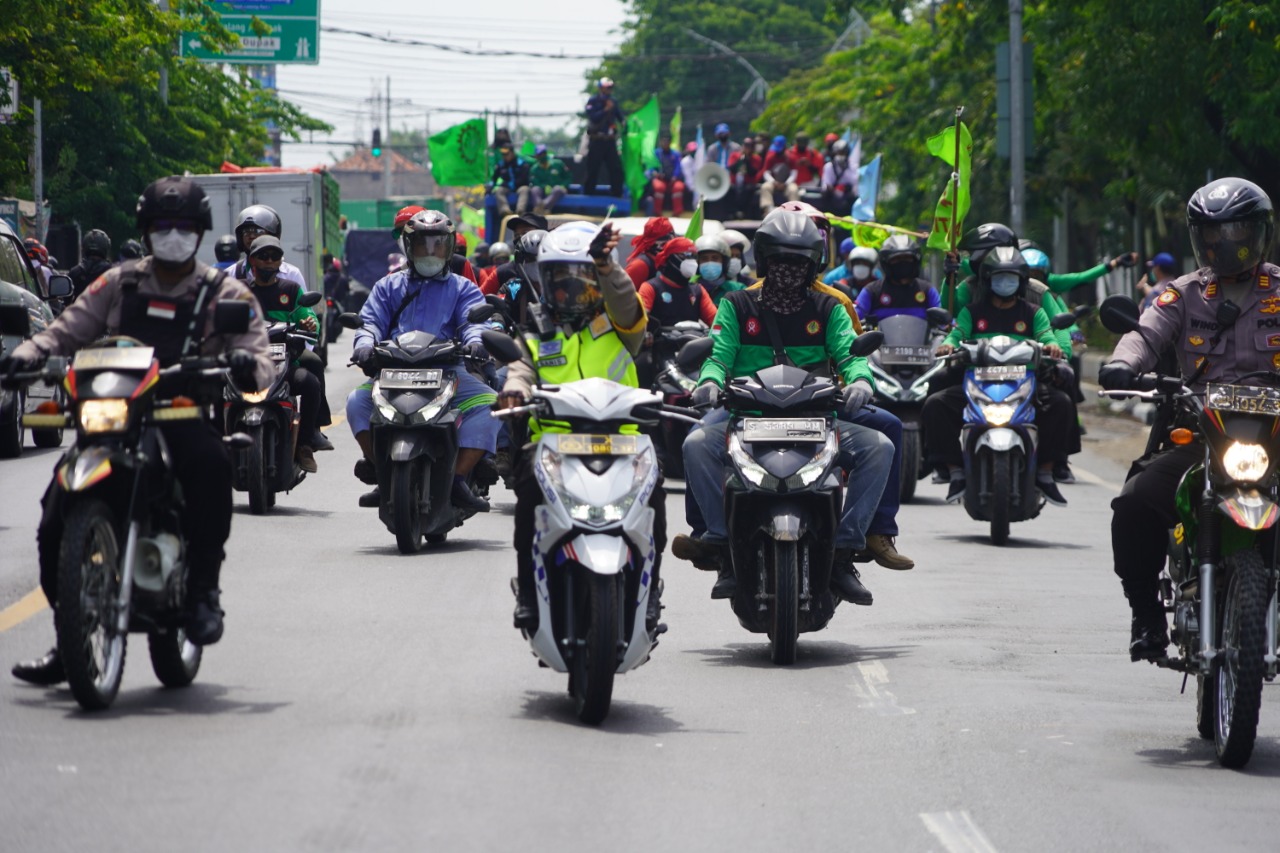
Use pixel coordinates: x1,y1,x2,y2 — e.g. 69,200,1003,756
880,345,933,365
1206,383,1280,416
557,434,639,455
974,365,1026,382
378,368,443,390
72,347,155,371
269,344,288,361
740,418,827,442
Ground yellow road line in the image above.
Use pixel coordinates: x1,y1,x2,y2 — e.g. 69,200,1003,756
321,415,345,432
0,588,49,633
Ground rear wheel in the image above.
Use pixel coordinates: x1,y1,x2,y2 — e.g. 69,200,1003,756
572,572,619,725
246,425,272,515
770,540,799,665
899,428,920,503
148,627,202,688
392,461,424,554
56,501,127,711
32,387,65,448
0,390,24,458
1215,550,1268,768
989,452,1011,546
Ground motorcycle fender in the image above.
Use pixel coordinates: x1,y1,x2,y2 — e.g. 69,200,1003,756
240,407,265,427
569,533,628,575
765,506,807,542
389,434,428,463
976,427,1021,453
529,542,568,672
57,446,116,493
1217,488,1280,531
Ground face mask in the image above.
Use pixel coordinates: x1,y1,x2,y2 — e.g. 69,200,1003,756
990,272,1021,297
149,229,200,264
698,262,723,282
252,264,278,282
727,258,743,278
413,256,447,278
678,258,698,281
760,258,811,314
850,263,872,280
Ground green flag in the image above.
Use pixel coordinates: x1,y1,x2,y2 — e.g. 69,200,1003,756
670,106,682,147
520,139,537,158
622,95,661,206
924,121,973,251
685,200,704,242
428,118,489,187
459,204,486,241
853,223,890,249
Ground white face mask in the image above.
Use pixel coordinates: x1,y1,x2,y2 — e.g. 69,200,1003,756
727,257,743,278
413,256,448,278
149,229,200,264
850,263,872,280
678,258,698,281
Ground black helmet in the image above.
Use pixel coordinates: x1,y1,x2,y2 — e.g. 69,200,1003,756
979,245,1030,298
214,234,239,263
959,222,1018,270
81,229,111,259
235,204,282,248
877,234,922,280
1187,177,1274,278
135,176,213,232
753,209,825,279
118,239,145,260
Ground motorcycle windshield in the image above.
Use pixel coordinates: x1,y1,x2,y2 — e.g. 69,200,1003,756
876,315,929,347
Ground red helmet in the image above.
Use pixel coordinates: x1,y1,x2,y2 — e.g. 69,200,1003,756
24,238,48,265
824,133,839,145
454,232,468,254
393,205,426,232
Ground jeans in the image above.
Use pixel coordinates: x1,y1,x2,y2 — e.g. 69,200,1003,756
683,410,893,551
345,366,500,452
530,185,566,212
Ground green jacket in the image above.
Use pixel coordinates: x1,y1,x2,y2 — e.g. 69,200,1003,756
248,279,317,328
699,288,873,390
530,158,571,190
945,277,1074,358
943,297,1056,349
704,278,745,306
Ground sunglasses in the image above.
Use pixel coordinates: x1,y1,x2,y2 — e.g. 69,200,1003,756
253,251,284,262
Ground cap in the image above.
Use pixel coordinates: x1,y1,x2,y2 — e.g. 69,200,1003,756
771,135,786,152
598,76,614,88
511,212,549,231
534,143,548,156
249,235,283,256
1147,252,1176,270
714,122,730,135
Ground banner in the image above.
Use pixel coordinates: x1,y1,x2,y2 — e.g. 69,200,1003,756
669,105,682,147
428,118,489,187
459,204,485,242
622,95,661,206
851,153,881,221
924,121,973,251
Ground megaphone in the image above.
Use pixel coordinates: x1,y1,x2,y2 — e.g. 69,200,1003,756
694,162,731,201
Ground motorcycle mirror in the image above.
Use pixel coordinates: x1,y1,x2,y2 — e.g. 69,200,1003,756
338,312,364,330
213,299,251,335
297,290,323,308
1073,303,1094,320
485,294,506,310
481,329,524,365
467,303,497,324
850,330,884,357
45,274,73,300
223,431,255,450
1050,312,1077,330
1098,295,1140,334
676,336,713,373
0,301,31,337
926,306,953,327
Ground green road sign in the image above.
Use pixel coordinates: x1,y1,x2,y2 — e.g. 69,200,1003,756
182,1,320,65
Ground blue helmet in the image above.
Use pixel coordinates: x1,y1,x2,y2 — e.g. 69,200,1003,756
839,237,855,258
1022,248,1050,271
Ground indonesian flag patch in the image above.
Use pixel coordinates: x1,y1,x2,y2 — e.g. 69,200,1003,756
147,300,177,320
711,323,722,336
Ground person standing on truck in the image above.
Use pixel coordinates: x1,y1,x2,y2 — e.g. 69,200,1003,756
584,77,625,197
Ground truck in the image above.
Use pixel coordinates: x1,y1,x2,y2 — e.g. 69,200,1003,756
188,168,342,363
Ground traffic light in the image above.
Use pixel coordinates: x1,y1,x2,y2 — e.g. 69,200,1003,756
371,128,382,158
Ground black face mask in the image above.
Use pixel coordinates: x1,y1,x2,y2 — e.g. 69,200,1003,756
760,257,811,314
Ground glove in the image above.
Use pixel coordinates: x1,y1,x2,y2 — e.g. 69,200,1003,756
352,344,374,367
227,349,257,389
0,352,41,375
463,342,488,361
691,382,719,408
1098,362,1137,391
1070,329,1086,345
841,379,874,415
1111,252,1138,269
588,224,619,262
1052,362,1076,387
943,254,961,276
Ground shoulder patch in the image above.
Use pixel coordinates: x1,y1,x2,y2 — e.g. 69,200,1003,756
1205,282,1218,299
1156,290,1180,307
745,317,761,336
915,291,926,303
88,274,110,295
588,313,613,339
805,319,821,335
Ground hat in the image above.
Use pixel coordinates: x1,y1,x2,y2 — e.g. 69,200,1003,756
714,122,730,136
770,135,786,152
1147,252,1176,271
249,235,283,256
534,143,548,157
598,76,614,88
510,212,548,231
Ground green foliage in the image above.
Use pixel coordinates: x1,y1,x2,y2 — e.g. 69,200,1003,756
0,0,329,240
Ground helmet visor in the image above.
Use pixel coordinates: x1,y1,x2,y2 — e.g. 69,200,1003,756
541,263,601,318
1190,219,1269,277
405,232,452,259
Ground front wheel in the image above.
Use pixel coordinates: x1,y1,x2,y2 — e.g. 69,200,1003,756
31,387,65,448
899,428,920,503
770,540,799,665
246,424,273,515
56,501,127,711
572,572,620,725
1214,549,1268,768
0,390,24,458
148,627,202,688
392,461,424,554
989,452,1011,546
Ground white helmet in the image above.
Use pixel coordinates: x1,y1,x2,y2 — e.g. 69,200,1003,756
720,229,750,253
694,234,730,258
489,241,512,264
538,225,602,325
848,245,878,266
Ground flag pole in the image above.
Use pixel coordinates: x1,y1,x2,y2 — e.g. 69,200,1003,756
946,105,965,316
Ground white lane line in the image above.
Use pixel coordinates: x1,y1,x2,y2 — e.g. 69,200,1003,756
920,811,1000,853
1069,465,1122,493
851,660,916,715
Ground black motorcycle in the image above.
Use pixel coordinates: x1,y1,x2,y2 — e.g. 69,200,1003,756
647,319,706,479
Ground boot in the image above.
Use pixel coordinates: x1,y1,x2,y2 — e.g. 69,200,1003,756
295,445,317,474
710,566,737,599
308,431,335,452
353,457,377,485
860,534,914,571
451,477,491,513
1129,604,1169,662
646,578,665,633
12,646,65,685
358,488,380,508
830,548,873,605
512,577,538,631
186,589,225,646
671,534,725,571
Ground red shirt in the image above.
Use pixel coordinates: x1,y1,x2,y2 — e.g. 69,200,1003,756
626,254,659,289
729,150,764,185
786,146,825,185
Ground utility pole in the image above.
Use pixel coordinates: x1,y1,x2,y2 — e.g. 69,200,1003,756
1008,0,1025,234
33,97,44,241
383,76,392,200
158,0,169,104
683,28,769,108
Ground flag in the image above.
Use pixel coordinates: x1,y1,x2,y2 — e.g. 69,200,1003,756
428,118,489,187
924,121,973,251
520,139,537,158
685,200,705,242
853,223,889,249
851,153,881,221
670,106,682,148
459,204,485,242
622,95,661,205
688,125,706,205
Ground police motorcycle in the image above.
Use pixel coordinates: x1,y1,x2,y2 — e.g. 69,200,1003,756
648,318,707,479
484,329,698,724
339,313,492,554
864,306,953,501
224,290,323,513
0,299,254,711
1098,295,1280,768
695,331,885,665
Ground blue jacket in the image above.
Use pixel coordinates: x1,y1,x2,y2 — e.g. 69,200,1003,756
585,93,625,137
355,268,484,352
650,148,684,181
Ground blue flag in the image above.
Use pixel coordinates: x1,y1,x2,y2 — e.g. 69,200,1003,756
851,154,881,221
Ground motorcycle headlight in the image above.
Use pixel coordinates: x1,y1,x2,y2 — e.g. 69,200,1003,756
412,376,457,425
787,429,839,489
1223,441,1269,483
727,432,778,489
372,386,399,422
981,403,1016,426
79,399,129,433
539,444,655,526
241,388,270,404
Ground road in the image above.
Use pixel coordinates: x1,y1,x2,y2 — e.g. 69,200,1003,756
1,353,1276,853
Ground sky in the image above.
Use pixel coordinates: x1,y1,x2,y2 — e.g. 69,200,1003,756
274,0,629,167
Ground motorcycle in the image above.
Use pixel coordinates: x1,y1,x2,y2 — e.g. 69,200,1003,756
0,299,254,711
708,332,883,665
649,319,707,479
1099,295,1279,768
484,329,696,724
339,313,492,554
223,290,322,514
865,306,953,501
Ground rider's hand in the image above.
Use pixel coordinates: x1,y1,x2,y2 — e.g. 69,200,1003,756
352,344,374,367
1098,362,1137,391
1110,252,1138,270
943,252,961,276
463,342,488,361
589,224,620,263
935,343,955,357
1044,343,1064,360
841,379,873,415
300,314,318,333
691,382,719,408
0,352,42,375
227,348,257,388
496,390,528,411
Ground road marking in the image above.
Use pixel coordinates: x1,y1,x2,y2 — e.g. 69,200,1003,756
920,811,999,853
851,660,916,715
1070,465,1122,493
0,587,49,633
321,414,345,432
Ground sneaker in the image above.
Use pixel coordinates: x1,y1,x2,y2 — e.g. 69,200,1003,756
710,567,737,599
11,647,65,685
295,445,318,474
358,488,380,508
186,590,225,646
945,477,966,504
353,457,377,485
1037,477,1069,507
308,431,335,452
1053,461,1075,483
451,478,491,513
830,548,873,605
672,534,726,571
864,534,914,571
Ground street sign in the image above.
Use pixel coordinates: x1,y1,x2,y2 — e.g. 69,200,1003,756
0,68,18,124
0,199,19,233
181,0,320,65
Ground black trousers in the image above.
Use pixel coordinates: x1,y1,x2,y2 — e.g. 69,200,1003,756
290,365,322,440
38,421,232,607
513,447,665,593
1110,444,1201,613
921,383,1074,468
296,348,331,426
585,138,624,196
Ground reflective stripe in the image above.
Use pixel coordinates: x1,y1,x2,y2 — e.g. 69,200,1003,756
456,392,497,412
607,348,631,382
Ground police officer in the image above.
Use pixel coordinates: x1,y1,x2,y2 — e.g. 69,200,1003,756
67,229,113,301
1100,177,1278,661
5,177,275,685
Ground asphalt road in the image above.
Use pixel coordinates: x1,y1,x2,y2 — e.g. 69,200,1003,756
1,352,1277,853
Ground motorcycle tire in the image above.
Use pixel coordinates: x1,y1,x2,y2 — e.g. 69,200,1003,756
32,387,65,448
1196,670,1216,741
572,571,620,725
989,453,1011,546
56,500,127,711
148,626,202,688
1214,549,1268,768
392,461,424,554
770,540,800,666
246,425,272,515
899,429,920,503
0,390,24,458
